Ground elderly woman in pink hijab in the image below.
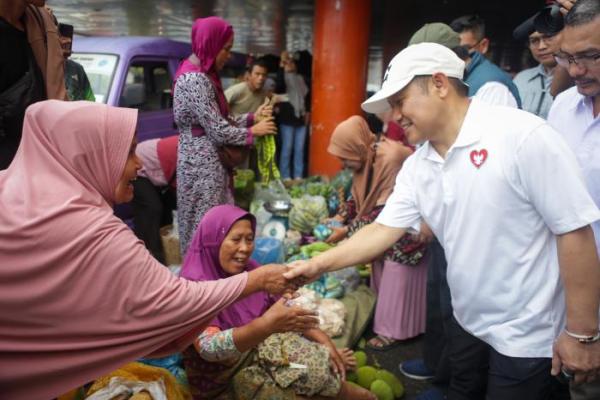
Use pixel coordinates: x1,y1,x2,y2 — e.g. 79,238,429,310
0,100,296,400
179,204,375,400
174,17,277,256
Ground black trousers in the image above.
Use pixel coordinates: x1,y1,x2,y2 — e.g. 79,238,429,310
447,317,570,400
132,177,175,264
423,238,452,384
422,240,570,399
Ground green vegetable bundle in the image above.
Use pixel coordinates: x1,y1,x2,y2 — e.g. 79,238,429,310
255,135,280,183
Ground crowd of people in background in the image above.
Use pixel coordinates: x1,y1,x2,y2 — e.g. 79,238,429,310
1,0,600,399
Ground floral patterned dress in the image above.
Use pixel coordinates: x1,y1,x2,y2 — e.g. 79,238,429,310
183,328,340,400
174,72,254,255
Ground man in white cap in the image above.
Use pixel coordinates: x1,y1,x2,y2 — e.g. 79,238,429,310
285,43,600,398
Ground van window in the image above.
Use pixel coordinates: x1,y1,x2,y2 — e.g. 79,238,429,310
119,61,172,111
70,53,118,104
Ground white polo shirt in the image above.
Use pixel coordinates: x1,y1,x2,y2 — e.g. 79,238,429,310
548,87,600,253
377,99,600,358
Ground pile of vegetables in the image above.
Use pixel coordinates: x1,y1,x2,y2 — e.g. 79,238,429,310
288,180,335,199
288,195,329,234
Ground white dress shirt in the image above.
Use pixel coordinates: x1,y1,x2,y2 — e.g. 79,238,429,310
548,86,600,252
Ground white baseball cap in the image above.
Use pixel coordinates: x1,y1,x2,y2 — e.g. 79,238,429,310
362,43,466,114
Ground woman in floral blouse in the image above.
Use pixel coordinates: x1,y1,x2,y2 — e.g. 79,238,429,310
173,17,276,255
326,116,428,350
179,205,375,400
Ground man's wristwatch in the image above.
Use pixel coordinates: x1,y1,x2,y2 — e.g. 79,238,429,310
564,329,600,344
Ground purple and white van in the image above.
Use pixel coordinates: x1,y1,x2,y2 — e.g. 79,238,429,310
72,36,190,143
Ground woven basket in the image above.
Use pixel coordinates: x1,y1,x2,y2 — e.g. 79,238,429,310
160,225,182,265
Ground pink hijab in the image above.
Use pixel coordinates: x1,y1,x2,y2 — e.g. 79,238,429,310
174,16,232,134
0,100,248,400
180,205,274,330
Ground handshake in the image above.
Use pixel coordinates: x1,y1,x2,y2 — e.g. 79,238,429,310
256,259,321,296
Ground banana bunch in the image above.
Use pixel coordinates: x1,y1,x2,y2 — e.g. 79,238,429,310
256,135,280,183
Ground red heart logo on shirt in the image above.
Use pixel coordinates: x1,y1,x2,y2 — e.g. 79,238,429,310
470,149,488,168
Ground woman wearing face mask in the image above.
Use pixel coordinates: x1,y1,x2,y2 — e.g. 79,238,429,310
179,204,375,400
173,17,277,257
326,116,429,351
0,101,294,400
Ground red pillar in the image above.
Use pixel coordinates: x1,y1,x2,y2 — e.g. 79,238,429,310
310,0,372,177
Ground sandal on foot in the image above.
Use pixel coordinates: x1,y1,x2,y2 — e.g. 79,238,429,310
366,335,399,351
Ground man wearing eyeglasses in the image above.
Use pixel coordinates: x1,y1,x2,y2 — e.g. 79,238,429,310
513,6,563,119
548,1,600,397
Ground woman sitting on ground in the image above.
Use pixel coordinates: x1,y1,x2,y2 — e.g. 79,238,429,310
179,204,375,400
325,115,428,350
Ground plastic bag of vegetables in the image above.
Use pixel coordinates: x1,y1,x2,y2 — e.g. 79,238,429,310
288,195,329,234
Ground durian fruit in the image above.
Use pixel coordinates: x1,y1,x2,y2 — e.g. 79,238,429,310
375,369,404,398
354,350,368,368
356,365,378,389
370,379,394,400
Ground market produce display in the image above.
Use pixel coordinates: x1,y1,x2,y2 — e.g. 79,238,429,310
289,195,329,233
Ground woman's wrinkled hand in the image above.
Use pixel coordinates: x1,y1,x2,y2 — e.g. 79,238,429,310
326,345,347,380
261,298,319,334
338,347,357,371
251,118,277,137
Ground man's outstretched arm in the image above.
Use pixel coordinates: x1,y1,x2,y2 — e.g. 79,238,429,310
284,222,406,281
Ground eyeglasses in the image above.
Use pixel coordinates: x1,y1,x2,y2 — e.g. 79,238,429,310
465,38,484,53
554,52,600,69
